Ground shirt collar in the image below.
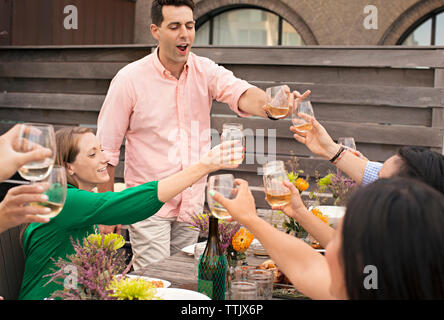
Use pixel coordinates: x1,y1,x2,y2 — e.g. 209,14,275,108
152,46,190,79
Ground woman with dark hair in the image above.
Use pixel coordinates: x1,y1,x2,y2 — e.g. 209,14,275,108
19,126,243,300
211,177,444,299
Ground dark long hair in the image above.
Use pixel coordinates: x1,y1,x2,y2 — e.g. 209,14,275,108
396,146,444,193
341,177,444,299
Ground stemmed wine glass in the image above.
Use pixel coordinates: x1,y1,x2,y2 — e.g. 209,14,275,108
338,137,356,151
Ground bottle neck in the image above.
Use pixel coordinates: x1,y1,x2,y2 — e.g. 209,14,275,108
207,216,221,255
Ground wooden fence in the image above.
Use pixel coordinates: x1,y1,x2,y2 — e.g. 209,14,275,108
0,45,443,298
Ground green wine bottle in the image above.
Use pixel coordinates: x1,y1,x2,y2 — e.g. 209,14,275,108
197,215,227,300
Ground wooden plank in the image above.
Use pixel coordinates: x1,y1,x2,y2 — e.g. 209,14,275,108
224,65,435,88
0,78,111,95
0,229,17,299
211,115,443,148
0,47,151,62
0,92,104,112
192,47,444,68
0,108,98,126
211,101,432,127
0,62,126,79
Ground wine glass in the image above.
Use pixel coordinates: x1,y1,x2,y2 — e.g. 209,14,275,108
221,123,244,165
338,137,356,151
265,85,289,119
28,166,67,219
17,123,56,182
207,174,237,220
291,100,315,133
262,161,291,207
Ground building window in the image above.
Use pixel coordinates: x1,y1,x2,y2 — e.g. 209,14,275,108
195,8,305,46
399,10,444,45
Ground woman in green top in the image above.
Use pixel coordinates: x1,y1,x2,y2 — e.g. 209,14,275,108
19,126,243,300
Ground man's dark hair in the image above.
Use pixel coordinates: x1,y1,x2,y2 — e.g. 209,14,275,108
342,177,444,299
151,0,195,26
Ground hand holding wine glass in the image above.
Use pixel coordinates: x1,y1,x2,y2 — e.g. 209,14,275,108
263,161,292,207
0,124,52,181
221,123,245,165
264,85,291,119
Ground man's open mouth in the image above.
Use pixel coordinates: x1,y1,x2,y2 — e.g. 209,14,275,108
177,44,188,52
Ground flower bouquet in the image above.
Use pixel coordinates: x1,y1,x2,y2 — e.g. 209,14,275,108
44,233,160,300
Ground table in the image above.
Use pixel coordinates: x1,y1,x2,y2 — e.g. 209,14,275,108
129,250,272,292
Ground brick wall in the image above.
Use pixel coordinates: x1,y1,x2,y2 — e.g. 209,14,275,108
133,0,444,45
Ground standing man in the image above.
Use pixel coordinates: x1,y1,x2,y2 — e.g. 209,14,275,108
97,0,307,271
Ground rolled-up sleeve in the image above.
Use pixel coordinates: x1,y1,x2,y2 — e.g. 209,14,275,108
362,161,383,186
97,72,135,166
206,59,255,117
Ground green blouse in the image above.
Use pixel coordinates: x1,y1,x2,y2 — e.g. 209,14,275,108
19,181,164,300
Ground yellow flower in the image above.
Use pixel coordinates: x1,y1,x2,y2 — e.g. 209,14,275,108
311,208,329,224
108,277,161,300
232,228,254,253
294,178,309,192
86,233,125,251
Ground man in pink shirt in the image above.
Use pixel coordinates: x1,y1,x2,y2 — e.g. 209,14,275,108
97,0,307,270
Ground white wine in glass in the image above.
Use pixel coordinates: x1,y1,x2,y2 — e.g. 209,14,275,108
207,174,237,219
17,123,56,181
292,101,314,133
28,166,67,218
263,161,291,207
266,86,289,119
221,123,244,165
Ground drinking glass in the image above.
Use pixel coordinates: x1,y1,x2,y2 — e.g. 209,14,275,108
207,174,237,220
246,269,274,300
338,137,356,151
28,166,67,219
265,85,289,119
17,123,56,182
291,100,315,133
262,161,291,207
229,281,258,300
221,123,244,165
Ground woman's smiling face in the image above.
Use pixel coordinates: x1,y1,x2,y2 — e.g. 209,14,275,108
67,132,110,190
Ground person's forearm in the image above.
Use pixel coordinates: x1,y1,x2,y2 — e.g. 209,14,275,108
245,216,334,299
295,207,336,248
333,151,367,185
238,87,268,118
157,162,210,203
97,165,115,192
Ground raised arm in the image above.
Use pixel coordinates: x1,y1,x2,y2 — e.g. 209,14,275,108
211,179,335,300
290,113,368,185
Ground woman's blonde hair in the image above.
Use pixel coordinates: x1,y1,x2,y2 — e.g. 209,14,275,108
55,126,94,187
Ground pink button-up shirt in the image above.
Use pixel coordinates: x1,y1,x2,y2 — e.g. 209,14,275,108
97,48,254,223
